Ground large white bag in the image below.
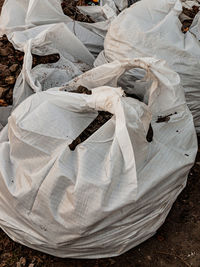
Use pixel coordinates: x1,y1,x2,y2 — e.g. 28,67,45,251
0,58,197,258
104,0,200,132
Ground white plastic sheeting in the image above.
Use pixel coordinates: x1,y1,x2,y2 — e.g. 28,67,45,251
0,57,197,258
104,0,200,132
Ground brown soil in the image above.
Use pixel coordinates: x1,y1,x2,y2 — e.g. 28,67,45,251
181,5,200,33
0,0,3,11
1,1,200,267
61,0,95,23
0,35,24,106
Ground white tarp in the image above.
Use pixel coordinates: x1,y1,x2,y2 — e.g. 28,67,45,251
0,58,197,258
103,0,200,132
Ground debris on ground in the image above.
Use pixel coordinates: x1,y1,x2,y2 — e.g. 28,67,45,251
0,35,24,106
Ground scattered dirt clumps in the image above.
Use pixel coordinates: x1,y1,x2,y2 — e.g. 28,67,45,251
70,85,92,95
32,54,60,68
181,5,199,33
0,35,24,106
0,35,60,107
61,0,95,23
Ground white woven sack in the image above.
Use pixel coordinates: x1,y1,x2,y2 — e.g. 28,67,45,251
0,58,197,258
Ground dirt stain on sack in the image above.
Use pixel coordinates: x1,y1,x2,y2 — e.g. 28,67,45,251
156,112,177,123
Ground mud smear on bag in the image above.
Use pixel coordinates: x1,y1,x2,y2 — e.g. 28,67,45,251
146,112,178,142
0,35,60,107
61,0,95,23
180,5,200,33
156,112,177,123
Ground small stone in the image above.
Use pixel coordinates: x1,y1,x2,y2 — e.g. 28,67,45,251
17,55,24,62
0,47,12,56
19,257,26,266
5,76,15,85
0,64,11,77
0,64,8,73
0,99,8,106
147,255,152,261
9,64,19,72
